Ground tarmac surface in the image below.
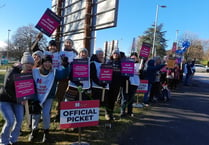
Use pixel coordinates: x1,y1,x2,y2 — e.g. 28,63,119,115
118,73,209,145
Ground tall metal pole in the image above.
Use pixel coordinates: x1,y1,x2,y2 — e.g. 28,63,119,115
7,29,11,59
152,5,166,58
152,4,159,58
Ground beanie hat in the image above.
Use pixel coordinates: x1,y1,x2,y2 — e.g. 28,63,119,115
64,38,74,45
112,49,120,55
78,48,88,54
42,55,52,64
21,52,34,64
95,48,103,55
32,50,44,59
48,40,57,46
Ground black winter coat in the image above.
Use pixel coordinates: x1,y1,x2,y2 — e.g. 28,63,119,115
0,66,22,103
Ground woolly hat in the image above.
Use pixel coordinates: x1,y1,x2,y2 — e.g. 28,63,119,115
21,52,34,64
48,40,57,46
42,55,52,64
32,50,44,59
112,49,120,55
78,48,88,54
95,48,103,54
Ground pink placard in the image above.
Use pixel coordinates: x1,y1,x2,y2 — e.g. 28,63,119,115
72,59,89,81
35,8,61,37
99,64,113,82
121,59,134,76
139,43,151,58
60,100,100,129
14,73,35,102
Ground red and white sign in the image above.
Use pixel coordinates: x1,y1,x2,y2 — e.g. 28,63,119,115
60,100,100,129
137,80,148,93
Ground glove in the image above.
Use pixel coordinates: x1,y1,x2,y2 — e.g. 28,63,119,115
99,82,107,88
74,81,83,87
61,56,69,68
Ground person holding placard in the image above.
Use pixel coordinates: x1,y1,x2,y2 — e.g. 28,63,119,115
105,49,122,120
54,38,78,122
120,52,140,117
90,48,109,103
28,55,69,143
64,48,90,101
0,52,34,145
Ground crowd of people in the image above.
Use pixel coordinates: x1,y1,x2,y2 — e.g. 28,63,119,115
0,38,194,144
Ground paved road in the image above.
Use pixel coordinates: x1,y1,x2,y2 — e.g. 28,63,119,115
118,73,209,145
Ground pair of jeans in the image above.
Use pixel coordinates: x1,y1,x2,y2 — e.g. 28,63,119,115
31,98,53,130
143,83,152,103
0,102,24,144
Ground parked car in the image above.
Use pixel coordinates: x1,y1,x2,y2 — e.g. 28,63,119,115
194,64,209,72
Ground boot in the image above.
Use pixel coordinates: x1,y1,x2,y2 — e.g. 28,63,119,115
28,129,38,142
42,129,49,143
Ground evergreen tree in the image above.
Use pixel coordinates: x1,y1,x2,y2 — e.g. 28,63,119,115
138,24,167,58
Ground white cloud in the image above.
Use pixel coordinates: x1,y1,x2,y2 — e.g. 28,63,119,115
0,41,8,51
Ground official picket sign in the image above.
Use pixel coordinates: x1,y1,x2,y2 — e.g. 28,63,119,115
14,73,35,102
60,100,100,129
137,80,148,93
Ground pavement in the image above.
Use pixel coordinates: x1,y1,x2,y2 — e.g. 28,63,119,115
117,76,209,145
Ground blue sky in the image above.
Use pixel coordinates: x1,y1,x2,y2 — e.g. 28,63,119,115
1,0,209,54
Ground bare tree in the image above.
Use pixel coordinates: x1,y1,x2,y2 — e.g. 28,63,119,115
10,24,47,60
178,32,204,61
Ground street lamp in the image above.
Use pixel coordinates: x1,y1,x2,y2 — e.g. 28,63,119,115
7,29,11,59
152,4,166,58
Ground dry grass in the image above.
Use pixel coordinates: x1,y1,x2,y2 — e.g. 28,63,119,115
0,100,147,145
0,71,147,144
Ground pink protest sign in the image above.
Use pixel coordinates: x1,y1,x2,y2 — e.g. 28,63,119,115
14,73,35,102
139,43,151,58
137,80,148,93
35,8,61,37
121,58,134,77
72,59,89,81
60,100,100,129
99,64,113,83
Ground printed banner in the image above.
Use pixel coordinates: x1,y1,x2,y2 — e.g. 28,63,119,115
60,100,100,129
139,43,151,58
137,80,148,93
35,8,61,37
121,58,134,77
14,73,35,102
99,64,113,83
72,58,89,81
